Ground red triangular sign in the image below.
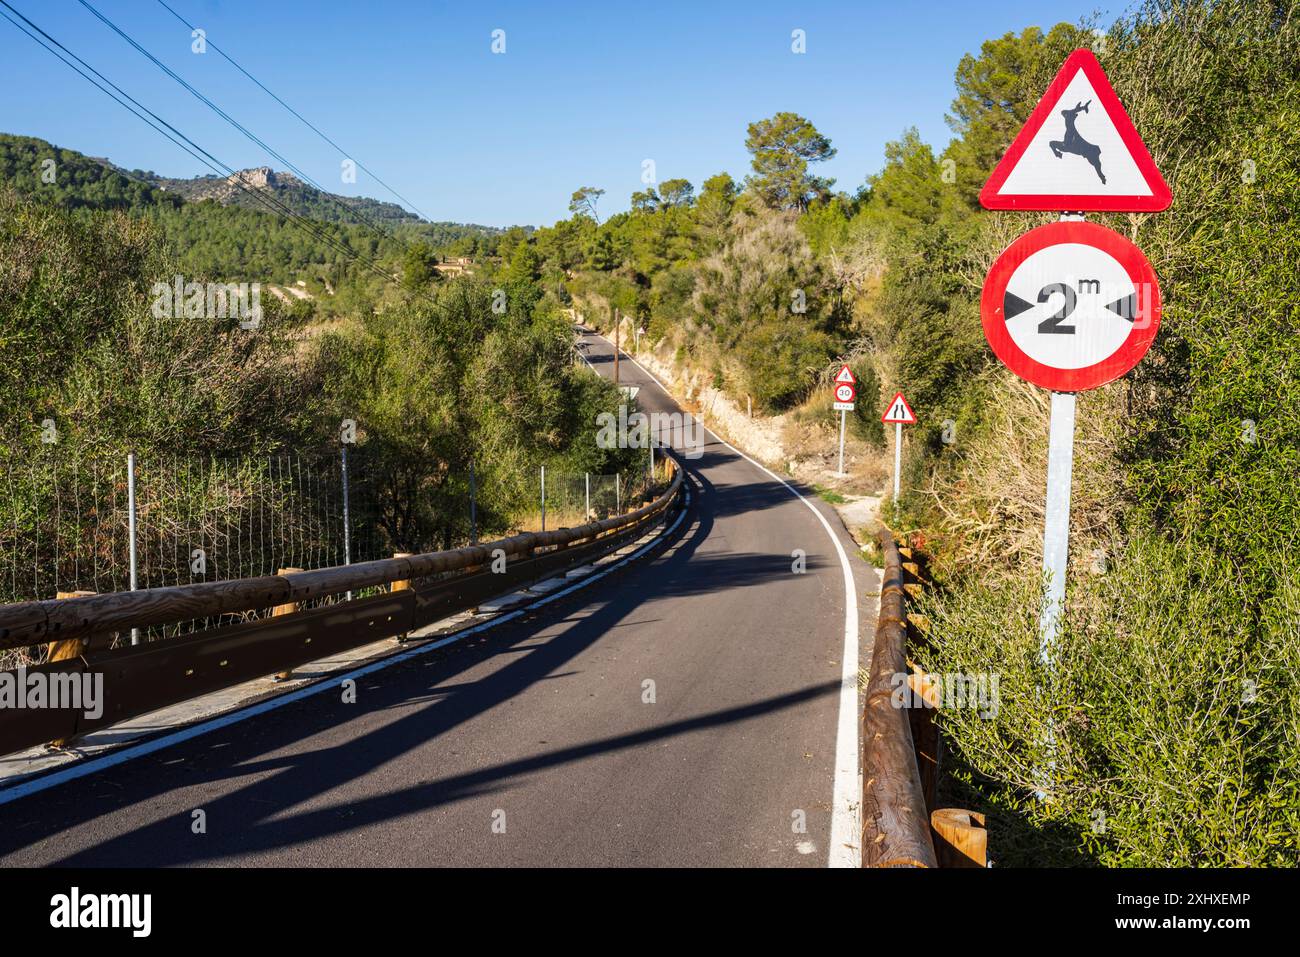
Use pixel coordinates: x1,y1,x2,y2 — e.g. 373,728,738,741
881,392,916,424
834,365,855,385
980,49,1170,212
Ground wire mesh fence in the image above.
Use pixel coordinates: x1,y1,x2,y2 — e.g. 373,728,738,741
0,441,677,667
0,447,673,609
0,448,388,608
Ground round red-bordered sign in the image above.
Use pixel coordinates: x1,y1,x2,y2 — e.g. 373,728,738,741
835,383,855,403
981,221,1161,392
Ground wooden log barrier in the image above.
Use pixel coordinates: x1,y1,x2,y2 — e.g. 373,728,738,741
931,808,988,867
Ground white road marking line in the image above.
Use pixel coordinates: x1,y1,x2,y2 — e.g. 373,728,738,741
0,485,692,808
589,332,862,868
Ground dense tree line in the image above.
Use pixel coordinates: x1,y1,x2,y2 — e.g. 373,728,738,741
0,188,640,590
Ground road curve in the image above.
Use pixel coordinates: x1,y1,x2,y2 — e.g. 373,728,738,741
0,331,873,867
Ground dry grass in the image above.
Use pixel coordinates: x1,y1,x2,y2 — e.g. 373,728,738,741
919,368,1129,576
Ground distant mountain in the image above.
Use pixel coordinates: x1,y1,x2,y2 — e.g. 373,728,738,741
0,132,502,236
136,165,428,228
0,132,513,294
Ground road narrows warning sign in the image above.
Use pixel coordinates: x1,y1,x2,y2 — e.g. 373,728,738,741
880,392,915,509
881,392,916,424
979,49,1171,212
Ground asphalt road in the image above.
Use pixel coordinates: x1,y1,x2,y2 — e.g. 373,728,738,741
0,330,872,867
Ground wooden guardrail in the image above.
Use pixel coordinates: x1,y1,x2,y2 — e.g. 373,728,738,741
861,527,988,868
0,458,685,757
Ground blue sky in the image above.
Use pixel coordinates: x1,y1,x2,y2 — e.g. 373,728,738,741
0,1,1109,227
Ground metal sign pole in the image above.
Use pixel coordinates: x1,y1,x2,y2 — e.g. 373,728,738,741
893,421,902,503
1039,211,1082,663
1039,390,1076,664
837,409,847,476
540,465,546,532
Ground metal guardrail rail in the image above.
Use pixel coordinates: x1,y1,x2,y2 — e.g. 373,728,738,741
0,459,685,757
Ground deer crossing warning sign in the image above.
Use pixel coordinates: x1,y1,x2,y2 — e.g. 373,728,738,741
979,49,1171,213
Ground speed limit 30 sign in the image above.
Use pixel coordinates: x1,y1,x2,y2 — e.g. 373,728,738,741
981,220,1161,392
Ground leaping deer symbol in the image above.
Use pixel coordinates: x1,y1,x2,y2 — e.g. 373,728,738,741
1049,100,1106,184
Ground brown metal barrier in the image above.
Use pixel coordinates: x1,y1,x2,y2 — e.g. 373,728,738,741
0,458,685,757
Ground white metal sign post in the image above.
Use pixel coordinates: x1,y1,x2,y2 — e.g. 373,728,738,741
832,365,856,477
1040,391,1075,660
893,424,900,501
881,392,917,510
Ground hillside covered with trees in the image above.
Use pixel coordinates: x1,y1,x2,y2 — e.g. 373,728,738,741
0,133,511,301
0,166,640,597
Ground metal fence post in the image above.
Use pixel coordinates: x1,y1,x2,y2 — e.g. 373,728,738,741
469,459,478,545
127,452,140,645
341,445,352,600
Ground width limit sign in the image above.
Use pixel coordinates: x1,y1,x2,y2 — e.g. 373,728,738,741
981,220,1161,391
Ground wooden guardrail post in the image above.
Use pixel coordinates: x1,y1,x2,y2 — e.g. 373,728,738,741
907,668,942,814
391,552,412,641
931,808,988,867
49,590,95,664
48,590,95,747
272,568,303,681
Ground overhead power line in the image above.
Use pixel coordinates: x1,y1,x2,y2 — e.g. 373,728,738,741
154,0,432,223
74,0,415,254
0,0,420,298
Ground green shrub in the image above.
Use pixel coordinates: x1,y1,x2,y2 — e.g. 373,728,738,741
917,534,1300,866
